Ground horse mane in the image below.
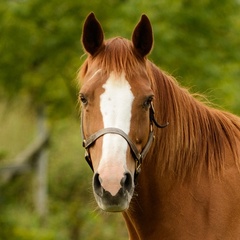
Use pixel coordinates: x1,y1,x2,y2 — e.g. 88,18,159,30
79,36,240,180
147,62,240,179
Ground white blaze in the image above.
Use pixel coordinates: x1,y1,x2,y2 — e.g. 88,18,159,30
98,72,134,194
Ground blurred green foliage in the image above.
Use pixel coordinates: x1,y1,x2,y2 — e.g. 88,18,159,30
0,0,239,115
0,0,240,239
0,103,128,239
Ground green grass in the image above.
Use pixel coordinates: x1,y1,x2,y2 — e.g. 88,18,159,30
0,100,128,240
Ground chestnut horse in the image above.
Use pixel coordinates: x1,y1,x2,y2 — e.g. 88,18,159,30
79,13,240,239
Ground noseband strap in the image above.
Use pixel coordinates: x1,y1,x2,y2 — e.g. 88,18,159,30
83,128,142,160
83,127,155,175
81,104,168,177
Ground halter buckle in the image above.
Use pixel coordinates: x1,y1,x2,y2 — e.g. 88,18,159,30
134,158,142,183
85,149,94,171
136,159,142,174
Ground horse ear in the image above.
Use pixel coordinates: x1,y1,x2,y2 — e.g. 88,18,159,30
82,12,104,55
132,14,153,57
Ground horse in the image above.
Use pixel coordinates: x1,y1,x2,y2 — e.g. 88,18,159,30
78,13,240,239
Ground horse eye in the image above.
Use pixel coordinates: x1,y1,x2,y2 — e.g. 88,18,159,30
80,94,88,105
143,96,153,109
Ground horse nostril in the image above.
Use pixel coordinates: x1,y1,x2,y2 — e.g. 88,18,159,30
93,173,103,196
121,172,133,192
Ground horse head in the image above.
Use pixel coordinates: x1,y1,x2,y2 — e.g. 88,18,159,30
79,13,155,212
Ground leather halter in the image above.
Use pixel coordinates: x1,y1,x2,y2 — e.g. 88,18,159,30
81,103,168,178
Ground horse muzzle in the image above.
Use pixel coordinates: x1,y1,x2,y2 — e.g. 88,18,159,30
93,171,134,212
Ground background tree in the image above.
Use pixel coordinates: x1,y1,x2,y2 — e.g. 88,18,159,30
1,0,239,115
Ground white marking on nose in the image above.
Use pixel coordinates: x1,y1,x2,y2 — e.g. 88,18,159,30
98,72,134,195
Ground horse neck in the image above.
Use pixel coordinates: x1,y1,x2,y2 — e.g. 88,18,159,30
146,61,240,181
123,62,240,239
